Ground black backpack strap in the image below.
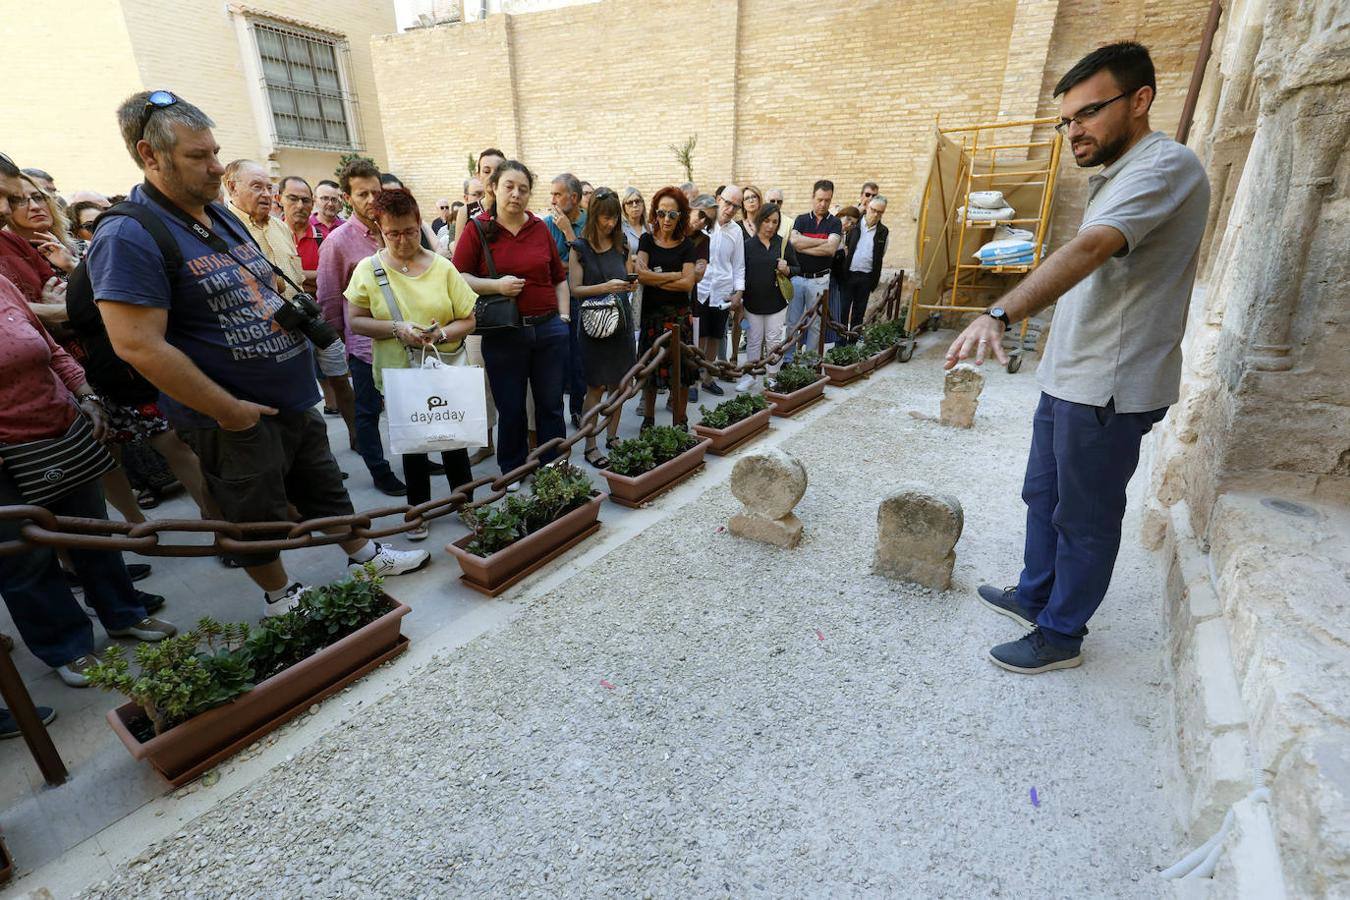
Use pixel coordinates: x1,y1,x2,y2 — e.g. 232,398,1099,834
94,201,184,276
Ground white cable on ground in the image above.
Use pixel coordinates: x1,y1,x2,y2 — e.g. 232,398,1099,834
1159,717,1273,880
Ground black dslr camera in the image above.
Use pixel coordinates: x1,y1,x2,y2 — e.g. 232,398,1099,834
274,291,340,348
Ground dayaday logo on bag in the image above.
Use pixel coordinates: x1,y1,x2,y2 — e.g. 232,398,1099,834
411,396,467,425
384,366,488,455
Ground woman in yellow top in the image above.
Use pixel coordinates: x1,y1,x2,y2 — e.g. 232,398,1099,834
345,188,478,541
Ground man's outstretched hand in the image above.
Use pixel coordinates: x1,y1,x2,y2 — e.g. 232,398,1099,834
944,315,1008,370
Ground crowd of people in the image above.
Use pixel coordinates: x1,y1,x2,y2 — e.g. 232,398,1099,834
2,41,1211,744
0,89,890,731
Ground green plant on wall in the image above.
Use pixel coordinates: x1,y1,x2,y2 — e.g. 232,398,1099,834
669,134,697,183
467,152,476,177
334,152,377,180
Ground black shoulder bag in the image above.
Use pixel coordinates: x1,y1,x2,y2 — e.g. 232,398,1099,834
468,218,520,334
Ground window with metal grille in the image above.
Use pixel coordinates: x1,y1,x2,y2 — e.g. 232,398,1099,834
251,21,361,151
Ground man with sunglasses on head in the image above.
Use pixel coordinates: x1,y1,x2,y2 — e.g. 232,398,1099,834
88,91,430,619
944,42,1210,675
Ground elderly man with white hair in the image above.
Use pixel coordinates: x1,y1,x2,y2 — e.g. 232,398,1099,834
696,184,745,396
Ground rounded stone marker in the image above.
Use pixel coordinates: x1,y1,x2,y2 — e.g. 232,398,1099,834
873,483,964,590
730,448,807,521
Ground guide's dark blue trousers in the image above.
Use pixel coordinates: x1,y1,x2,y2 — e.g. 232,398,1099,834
1015,393,1167,649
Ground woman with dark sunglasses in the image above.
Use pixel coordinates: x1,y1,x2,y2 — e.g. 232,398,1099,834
634,187,698,430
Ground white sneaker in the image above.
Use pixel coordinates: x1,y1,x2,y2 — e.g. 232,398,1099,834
735,374,754,393
263,582,308,618
352,542,430,578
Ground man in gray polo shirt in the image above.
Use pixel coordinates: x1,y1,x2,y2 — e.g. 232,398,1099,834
944,41,1210,674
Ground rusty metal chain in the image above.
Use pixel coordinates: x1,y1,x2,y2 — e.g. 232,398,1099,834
0,330,677,559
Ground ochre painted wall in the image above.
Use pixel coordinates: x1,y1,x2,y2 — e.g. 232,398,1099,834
2,0,395,197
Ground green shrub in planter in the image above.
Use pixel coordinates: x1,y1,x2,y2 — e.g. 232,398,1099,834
86,620,254,736
824,343,866,366
462,462,595,556
859,320,906,355
698,393,768,429
86,569,393,734
767,350,821,393
607,426,698,476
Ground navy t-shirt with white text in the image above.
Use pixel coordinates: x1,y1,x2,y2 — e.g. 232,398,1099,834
88,185,319,428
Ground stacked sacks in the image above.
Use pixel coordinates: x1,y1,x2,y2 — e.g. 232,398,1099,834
974,237,1042,268
957,189,1015,223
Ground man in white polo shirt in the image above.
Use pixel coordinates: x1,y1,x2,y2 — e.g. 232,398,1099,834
697,185,745,396
944,41,1210,674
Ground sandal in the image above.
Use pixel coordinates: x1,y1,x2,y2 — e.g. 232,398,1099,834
135,489,160,510
584,447,610,470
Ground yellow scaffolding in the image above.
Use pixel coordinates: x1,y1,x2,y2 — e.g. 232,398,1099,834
906,116,1063,372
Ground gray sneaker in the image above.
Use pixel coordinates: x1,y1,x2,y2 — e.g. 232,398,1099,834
106,616,178,642
57,654,103,688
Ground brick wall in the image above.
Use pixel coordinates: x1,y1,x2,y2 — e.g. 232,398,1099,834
373,0,1208,267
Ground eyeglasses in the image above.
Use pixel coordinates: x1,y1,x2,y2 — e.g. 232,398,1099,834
383,227,421,239
16,192,46,207
1055,90,1135,133
140,89,179,140
653,210,681,220
861,192,876,199
719,198,742,210
282,194,313,205
592,188,617,201
624,198,644,206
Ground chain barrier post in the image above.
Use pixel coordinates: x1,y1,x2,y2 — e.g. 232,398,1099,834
0,641,67,785
816,287,829,359
668,321,686,427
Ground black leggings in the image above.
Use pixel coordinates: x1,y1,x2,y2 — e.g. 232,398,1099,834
403,449,474,505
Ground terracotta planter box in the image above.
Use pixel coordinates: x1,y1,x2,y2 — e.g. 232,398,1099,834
446,492,605,597
765,376,829,418
693,405,774,456
107,595,410,787
867,345,898,370
601,437,713,508
822,359,870,385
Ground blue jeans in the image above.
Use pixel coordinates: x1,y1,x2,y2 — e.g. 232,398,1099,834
481,316,569,475
565,296,586,417
1015,394,1167,649
785,274,827,359
0,477,146,667
348,355,394,479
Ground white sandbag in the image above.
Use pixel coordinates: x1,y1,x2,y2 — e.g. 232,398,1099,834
968,190,1005,209
957,205,1016,222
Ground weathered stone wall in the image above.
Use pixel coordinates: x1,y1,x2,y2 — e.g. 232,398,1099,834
1145,1,1350,896
371,0,1210,267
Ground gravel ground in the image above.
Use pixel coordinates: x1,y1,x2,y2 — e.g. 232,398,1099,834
79,350,1179,899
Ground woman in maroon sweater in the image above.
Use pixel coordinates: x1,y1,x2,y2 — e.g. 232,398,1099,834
453,160,570,479
0,275,176,686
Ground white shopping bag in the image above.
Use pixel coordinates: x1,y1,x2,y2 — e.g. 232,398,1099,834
383,349,488,455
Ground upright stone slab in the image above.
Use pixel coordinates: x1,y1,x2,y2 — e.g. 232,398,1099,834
873,484,963,590
728,448,807,548
940,364,984,428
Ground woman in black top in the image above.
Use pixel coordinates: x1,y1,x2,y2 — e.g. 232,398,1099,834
635,187,697,430
735,203,800,393
568,188,637,467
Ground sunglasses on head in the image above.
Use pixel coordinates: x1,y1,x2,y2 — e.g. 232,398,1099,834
140,89,180,139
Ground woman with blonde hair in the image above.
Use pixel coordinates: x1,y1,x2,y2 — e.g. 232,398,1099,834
8,173,80,272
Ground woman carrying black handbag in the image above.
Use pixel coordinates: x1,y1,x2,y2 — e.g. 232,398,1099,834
566,188,636,469
452,160,570,481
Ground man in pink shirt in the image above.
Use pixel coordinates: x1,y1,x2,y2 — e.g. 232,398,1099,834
316,158,403,496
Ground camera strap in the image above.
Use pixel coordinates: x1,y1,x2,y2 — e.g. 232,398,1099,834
140,181,306,297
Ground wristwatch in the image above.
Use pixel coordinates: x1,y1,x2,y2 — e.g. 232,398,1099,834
985,306,1011,329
